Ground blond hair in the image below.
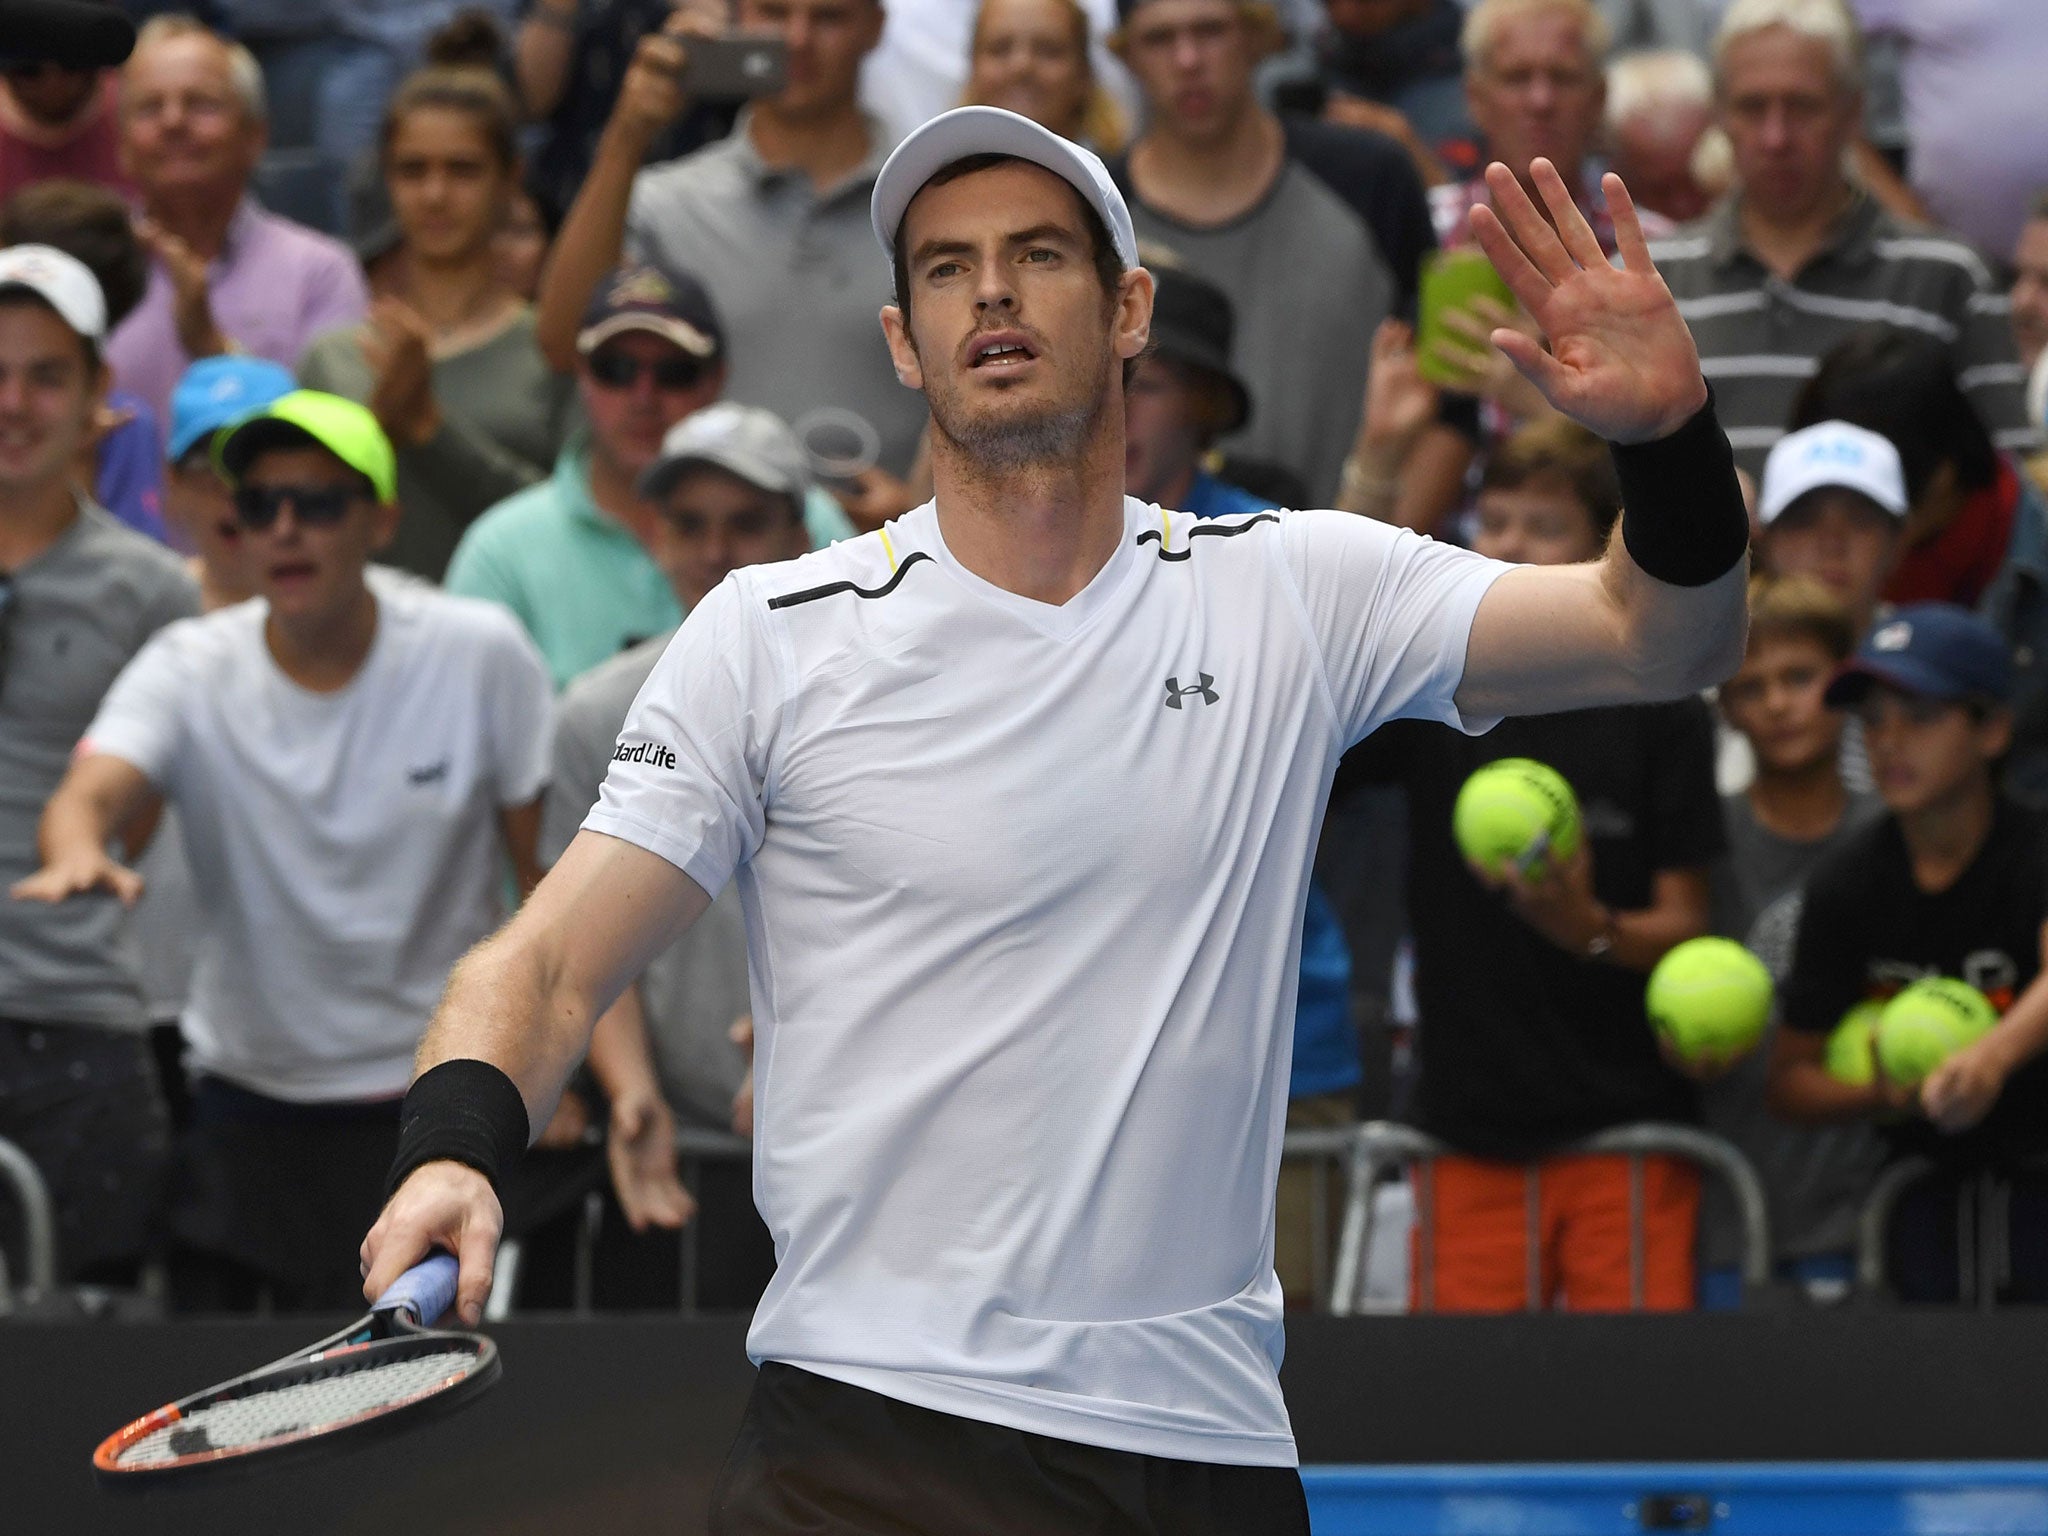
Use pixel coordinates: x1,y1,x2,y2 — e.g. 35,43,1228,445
128,14,266,123
1462,0,1611,74
1746,573,1857,662
968,0,1128,155
1713,0,1864,95
1605,48,1712,135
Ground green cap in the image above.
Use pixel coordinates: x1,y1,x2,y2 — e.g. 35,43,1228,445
213,389,399,505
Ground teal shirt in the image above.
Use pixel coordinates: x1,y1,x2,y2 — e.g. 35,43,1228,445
444,440,683,690
445,437,855,690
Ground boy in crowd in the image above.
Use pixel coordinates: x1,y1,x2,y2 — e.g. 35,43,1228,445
159,356,295,609
18,392,554,1310
1696,575,1882,1307
1769,605,2048,1302
1755,420,1907,641
1,178,170,542
128,356,299,1132
1339,418,1723,1311
0,246,195,1285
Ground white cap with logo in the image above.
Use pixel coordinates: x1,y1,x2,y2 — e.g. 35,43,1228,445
1758,420,1908,526
638,402,812,504
870,105,1139,270
0,244,107,343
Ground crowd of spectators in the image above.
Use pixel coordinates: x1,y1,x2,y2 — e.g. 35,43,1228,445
0,0,2046,1318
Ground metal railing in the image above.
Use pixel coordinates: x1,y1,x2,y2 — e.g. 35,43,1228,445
506,1119,1769,1317
491,1124,753,1320
0,1133,58,1313
1283,1120,1773,1315
1856,1157,2021,1308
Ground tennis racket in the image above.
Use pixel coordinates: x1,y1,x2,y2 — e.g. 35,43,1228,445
92,1252,499,1488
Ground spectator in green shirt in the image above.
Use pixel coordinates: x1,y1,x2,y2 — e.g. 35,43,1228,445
448,261,853,688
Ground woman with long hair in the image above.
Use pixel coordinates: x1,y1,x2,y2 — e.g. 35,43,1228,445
964,0,1126,153
300,66,573,580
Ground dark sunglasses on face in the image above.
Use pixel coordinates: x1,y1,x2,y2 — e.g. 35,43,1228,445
233,484,364,529
586,349,707,391
660,506,785,540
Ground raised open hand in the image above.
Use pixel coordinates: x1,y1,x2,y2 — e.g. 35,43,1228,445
1467,158,1706,444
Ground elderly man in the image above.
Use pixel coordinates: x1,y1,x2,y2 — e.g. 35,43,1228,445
1432,0,1641,252
1648,0,2034,477
1604,47,1718,225
107,16,368,425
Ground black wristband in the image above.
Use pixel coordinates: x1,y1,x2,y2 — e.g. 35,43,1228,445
1611,391,1750,588
385,1059,531,1202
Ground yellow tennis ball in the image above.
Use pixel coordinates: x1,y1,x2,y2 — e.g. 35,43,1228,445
1876,977,1996,1087
1645,936,1774,1060
1452,757,1581,879
1823,1000,1884,1086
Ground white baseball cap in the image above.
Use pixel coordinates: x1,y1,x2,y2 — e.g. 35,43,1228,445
638,402,811,504
1759,420,1908,526
870,106,1139,272
0,244,107,343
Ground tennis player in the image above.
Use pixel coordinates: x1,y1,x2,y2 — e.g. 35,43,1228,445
363,106,1749,1530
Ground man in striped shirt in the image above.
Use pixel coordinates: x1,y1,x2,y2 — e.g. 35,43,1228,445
1646,0,2035,478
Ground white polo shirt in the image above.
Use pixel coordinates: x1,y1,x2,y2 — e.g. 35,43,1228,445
587,496,1509,1465
84,578,553,1102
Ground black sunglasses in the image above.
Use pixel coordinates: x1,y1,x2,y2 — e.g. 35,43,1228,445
232,484,364,529
586,349,707,391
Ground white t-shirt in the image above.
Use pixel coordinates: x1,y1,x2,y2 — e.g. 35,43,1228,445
587,497,1509,1465
84,581,553,1102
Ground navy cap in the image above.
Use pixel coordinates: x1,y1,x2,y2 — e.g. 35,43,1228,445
577,263,723,360
1824,603,2014,708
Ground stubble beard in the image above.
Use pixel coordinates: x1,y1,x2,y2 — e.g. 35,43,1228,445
927,343,1116,476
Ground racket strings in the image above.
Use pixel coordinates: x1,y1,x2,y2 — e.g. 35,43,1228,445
113,1347,481,1467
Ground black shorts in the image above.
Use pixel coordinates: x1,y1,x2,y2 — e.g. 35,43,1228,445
709,1361,1310,1536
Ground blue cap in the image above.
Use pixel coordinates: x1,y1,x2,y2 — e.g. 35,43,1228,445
1825,603,2014,708
167,356,298,464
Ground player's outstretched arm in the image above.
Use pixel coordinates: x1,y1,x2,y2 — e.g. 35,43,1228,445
1453,158,1749,721
361,828,710,1320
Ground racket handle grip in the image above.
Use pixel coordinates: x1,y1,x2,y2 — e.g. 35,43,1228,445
373,1251,461,1324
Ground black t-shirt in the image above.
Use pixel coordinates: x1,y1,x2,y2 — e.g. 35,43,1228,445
1781,799,2048,1171
1344,700,1724,1158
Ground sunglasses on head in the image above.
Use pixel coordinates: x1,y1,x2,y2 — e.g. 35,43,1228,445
586,349,707,391
232,484,365,529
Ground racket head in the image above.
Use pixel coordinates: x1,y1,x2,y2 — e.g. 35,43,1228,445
92,1254,498,1489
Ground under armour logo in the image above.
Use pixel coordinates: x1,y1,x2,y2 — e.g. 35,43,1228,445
1163,674,1219,709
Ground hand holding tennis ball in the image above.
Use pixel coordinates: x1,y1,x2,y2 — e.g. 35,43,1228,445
1645,936,1773,1071
1453,758,1582,880
1875,977,1997,1089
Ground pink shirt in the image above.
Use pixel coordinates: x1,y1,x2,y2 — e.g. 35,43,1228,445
106,199,369,425
0,75,129,206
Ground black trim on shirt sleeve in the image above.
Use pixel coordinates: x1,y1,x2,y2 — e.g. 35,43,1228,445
1136,513,1280,562
767,551,933,610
